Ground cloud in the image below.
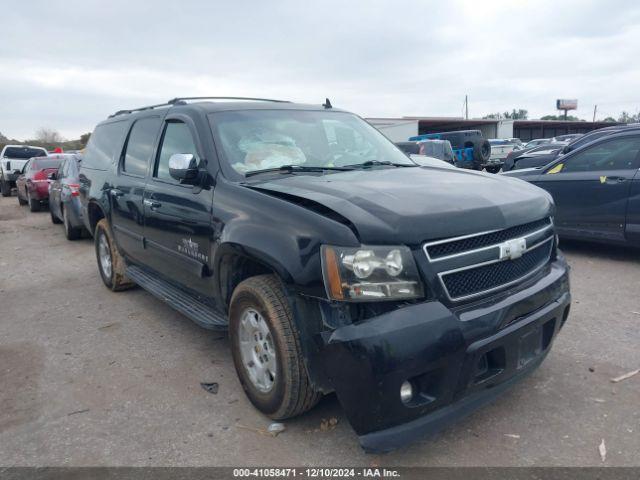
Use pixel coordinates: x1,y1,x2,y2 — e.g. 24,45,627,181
1,0,639,138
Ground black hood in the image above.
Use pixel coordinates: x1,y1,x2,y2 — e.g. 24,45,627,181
248,166,554,244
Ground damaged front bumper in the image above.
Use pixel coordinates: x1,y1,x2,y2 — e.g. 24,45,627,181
318,258,570,453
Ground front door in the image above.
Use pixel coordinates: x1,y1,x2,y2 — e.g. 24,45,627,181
533,135,640,241
142,116,214,297
110,116,162,262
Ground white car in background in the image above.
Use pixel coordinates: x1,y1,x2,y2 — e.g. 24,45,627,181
486,139,523,173
0,145,48,196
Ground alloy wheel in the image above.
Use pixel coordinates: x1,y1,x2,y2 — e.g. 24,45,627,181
238,308,276,393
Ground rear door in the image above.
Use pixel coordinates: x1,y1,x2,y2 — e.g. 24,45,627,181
532,135,640,241
110,116,162,262
142,115,214,296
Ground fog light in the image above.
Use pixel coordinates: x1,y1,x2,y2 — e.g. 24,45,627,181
400,381,413,404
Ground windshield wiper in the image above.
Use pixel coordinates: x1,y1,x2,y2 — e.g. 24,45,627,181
245,165,353,177
343,160,416,169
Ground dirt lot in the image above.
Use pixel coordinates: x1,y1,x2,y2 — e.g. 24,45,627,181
0,194,638,467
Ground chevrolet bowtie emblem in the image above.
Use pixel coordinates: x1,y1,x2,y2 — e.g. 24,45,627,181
499,238,527,260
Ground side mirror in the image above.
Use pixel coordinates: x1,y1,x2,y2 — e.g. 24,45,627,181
168,153,199,182
48,172,57,180
561,145,570,154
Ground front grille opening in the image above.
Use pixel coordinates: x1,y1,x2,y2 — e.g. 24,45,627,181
442,240,552,300
427,217,551,259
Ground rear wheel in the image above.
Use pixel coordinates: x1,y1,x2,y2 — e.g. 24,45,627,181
94,218,135,291
229,275,321,420
1,179,12,197
28,195,40,212
63,207,81,240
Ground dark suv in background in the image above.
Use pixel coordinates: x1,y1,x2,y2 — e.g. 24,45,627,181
78,97,571,452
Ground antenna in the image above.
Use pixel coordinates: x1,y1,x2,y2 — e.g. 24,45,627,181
323,98,332,109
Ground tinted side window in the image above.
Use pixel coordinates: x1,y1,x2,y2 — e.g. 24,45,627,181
82,121,128,170
154,122,198,182
562,137,640,173
122,117,161,177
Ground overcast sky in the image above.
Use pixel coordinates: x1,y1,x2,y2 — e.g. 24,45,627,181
1,0,640,140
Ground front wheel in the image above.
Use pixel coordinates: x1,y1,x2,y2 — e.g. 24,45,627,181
229,275,321,420
94,219,134,291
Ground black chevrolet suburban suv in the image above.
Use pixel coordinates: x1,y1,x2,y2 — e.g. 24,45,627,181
78,97,571,452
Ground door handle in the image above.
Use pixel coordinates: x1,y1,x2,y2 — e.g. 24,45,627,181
111,188,124,197
605,176,626,184
143,199,162,210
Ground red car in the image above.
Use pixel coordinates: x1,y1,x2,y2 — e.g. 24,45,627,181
16,155,64,212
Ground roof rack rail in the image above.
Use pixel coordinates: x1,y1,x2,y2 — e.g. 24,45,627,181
108,101,174,118
167,96,291,104
108,96,291,118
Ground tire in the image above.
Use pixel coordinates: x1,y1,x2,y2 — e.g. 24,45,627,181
28,195,40,212
1,179,11,197
18,192,27,206
50,205,62,224
485,165,501,174
94,218,135,291
63,207,81,240
473,139,492,167
229,274,321,420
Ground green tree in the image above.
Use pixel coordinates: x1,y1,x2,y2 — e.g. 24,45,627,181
482,109,528,120
540,114,583,121
80,132,91,146
617,111,640,123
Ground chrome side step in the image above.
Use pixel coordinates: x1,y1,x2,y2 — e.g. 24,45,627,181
126,265,228,330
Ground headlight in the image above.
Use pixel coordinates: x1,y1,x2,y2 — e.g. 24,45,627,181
321,245,424,301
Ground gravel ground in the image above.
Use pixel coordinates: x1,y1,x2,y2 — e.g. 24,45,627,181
0,194,638,467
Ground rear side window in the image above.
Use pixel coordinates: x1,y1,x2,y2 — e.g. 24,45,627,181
122,117,161,177
154,122,199,182
82,121,128,170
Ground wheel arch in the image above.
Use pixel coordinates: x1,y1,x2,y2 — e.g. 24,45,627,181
214,242,294,311
87,201,107,235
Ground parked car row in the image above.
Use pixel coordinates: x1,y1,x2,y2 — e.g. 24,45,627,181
8,151,87,240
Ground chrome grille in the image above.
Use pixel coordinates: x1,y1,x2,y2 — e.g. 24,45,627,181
441,239,553,300
425,217,552,261
423,217,554,302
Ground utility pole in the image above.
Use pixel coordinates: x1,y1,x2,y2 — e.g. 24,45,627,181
593,105,598,123
465,94,468,120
